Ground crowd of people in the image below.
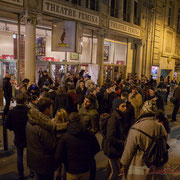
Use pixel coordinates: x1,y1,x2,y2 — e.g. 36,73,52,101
2,69,180,180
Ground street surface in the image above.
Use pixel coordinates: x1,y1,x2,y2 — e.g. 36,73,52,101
0,101,180,180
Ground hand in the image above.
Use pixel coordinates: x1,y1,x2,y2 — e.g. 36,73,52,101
121,164,128,179
152,97,158,101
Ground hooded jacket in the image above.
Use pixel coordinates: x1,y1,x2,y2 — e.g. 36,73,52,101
26,108,57,174
78,103,99,133
55,121,100,174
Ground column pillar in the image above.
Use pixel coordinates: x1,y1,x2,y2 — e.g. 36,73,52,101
129,0,134,23
25,12,36,83
97,30,104,86
117,0,123,20
135,41,143,78
126,38,134,78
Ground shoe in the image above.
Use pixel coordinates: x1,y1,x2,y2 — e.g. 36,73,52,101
16,174,24,180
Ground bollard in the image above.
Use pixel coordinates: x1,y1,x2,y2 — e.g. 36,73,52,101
2,115,8,151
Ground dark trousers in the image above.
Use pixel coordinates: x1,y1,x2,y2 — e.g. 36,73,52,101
108,159,122,180
172,102,180,121
89,158,96,180
36,172,54,180
16,147,24,177
3,97,11,115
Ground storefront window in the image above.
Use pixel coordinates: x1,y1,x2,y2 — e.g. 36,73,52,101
104,39,127,65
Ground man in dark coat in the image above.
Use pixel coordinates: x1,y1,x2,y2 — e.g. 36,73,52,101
146,87,164,111
55,112,100,180
26,98,58,180
5,93,29,180
105,99,127,180
38,70,53,89
76,80,87,109
3,74,12,115
172,83,180,121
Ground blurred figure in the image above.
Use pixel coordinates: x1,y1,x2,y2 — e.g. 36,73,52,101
3,74,12,115
19,79,30,94
5,94,30,180
38,70,53,89
171,82,180,122
55,112,100,180
28,81,39,97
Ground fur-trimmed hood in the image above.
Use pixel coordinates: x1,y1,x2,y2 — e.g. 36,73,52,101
28,108,55,132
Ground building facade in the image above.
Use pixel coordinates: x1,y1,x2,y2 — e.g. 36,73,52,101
0,0,179,86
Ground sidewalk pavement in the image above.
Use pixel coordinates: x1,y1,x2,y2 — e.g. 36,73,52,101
0,102,180,180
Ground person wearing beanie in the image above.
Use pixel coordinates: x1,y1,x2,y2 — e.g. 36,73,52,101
105,99,127,180
55,112,100,180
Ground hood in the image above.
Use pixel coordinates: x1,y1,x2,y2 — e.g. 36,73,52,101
67,121,84,136
28,108,55,132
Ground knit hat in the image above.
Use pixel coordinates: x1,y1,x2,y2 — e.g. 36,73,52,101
114,99,125,109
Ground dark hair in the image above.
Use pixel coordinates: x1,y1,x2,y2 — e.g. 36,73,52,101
58,87,66,95
16,93,28,104
22,78,30,83
37,98,53,113
149,87,155,91
68,85,75,90
68,112,80,122
79,80,85,84
40,92,51,98
121,92,129,98
31,95,38,102
85,94,96,104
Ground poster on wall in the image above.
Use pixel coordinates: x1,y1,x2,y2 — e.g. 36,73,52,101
104,46,109,62
152,66,159,79
52,21,83,53
70,53,79,60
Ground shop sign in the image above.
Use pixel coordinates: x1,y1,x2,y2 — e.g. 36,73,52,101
109,20,140,37
2,55,15,60
1,0,23,6
43,0,99,26
45,57,54,62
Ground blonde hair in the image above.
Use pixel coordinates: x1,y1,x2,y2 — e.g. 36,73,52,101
56,109,68,123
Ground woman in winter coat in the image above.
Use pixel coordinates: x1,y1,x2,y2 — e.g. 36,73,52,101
121,100,168,180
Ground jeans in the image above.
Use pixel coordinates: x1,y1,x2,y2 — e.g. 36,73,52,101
16,147,24,177
172,102,180,121
36,172,54,180
108,159,122,180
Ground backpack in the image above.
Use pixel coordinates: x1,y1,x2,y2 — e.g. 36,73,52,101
132,127,169,168
99,113,110,137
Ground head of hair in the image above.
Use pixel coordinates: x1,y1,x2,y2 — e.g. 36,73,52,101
58,87,66,95
16,93,28,104
68,85,75,91
57,109,68,123
22,78,30,83
31,95,38,102
68,112,80,123
40,92,51,99
37,97,53,113
121,92,129,98
149,87,155,91
85,94,96,105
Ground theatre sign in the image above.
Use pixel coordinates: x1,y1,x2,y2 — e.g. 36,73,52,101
109,20,141,37
43,0,99,26
1,0,23,6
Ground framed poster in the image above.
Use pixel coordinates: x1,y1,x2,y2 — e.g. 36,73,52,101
70,53,79,60
104,46,109,62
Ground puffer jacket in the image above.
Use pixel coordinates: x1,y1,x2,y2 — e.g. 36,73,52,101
26,108,57,174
